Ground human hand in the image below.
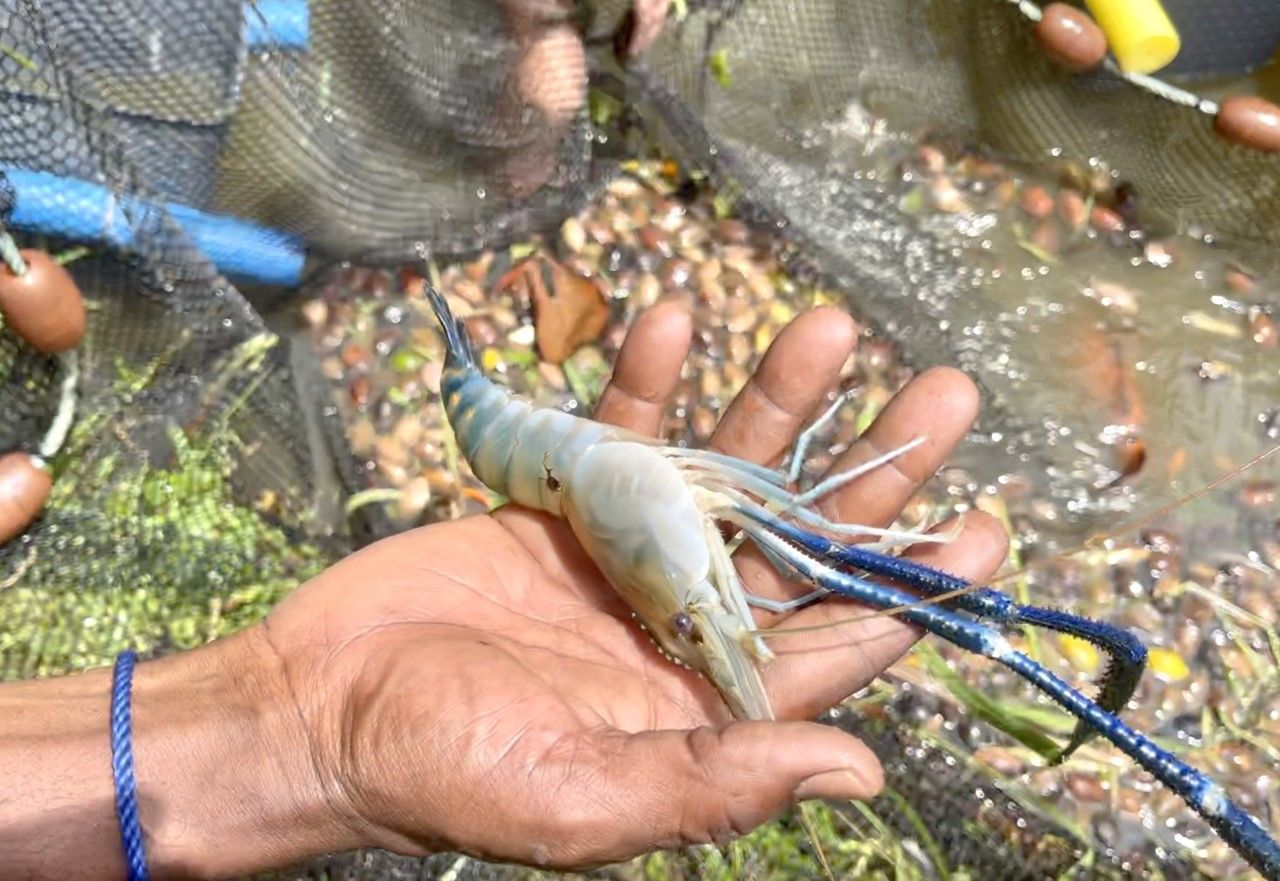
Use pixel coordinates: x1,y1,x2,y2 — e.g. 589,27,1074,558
121,301,1007,880
615,0,673,58
494,0,673,197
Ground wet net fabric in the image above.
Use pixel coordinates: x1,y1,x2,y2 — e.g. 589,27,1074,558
0,1,350,677
0,1,1277,879
614,0,1280,516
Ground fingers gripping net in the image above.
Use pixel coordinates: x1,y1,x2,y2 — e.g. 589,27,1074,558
215,0,606,264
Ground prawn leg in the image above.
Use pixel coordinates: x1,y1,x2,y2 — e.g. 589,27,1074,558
788,436,927,511
744,584,829,614
675,456,950,547
731,513,1280,881
785,389,857,485
703,515,773,661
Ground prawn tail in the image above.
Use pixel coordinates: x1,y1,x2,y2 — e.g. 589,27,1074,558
425,284,477,370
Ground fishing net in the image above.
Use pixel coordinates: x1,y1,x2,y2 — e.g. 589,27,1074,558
2,0,1278,879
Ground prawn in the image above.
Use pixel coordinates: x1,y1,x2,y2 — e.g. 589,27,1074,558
426,286,1280,879
428,286,942,719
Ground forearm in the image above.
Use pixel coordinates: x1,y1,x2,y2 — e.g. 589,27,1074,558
0,627,360,881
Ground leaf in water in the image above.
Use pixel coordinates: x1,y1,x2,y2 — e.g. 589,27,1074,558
709,48,732,88
501,347,538,368
54,246,91,266
532,262,609,364
1015,236,1059,264
509,242,537,261
917,642,1065,759
587,87,622,128
0,43,37,71
388,347,426,374
713,192,736,220
563,357,603,409
898,184,928,216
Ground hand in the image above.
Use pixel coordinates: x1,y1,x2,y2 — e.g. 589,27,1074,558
493,0,673,197
242,299,1008,870
99,301,1006,881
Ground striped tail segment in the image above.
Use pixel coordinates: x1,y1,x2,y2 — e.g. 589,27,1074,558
425,283,477,370
425,282,491,413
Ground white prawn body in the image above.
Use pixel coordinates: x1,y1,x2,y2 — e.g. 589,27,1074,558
559,441,776,721
432,291,776,720
428,286,940,722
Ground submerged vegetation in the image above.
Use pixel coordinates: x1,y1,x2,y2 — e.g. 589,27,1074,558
0,333,334,680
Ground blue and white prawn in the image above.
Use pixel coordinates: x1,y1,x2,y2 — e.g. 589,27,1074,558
427,286,1280,879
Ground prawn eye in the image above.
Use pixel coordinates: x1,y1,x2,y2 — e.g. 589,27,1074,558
672,612,700,642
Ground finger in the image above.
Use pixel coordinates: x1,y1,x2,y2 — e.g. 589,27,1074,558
513,24,587,132
819,366,979,527
760,509,1010,721
566,720,883,864
626,0,671,57
594,298,693,435
709,306,857,467
496,3,587,197
734,366,979,616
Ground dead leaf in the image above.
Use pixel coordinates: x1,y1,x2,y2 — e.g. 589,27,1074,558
496,253,608,364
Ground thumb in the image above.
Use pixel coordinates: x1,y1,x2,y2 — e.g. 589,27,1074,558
596,720,884,854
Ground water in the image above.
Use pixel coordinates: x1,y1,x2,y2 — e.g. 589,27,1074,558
810,117,1280,557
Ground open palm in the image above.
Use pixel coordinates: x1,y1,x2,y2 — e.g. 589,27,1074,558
258,301,1008,870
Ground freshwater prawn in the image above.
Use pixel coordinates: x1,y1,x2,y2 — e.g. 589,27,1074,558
427,285,1280,879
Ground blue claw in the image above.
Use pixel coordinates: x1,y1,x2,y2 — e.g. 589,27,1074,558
738,506,1146,763
735,515,1280,880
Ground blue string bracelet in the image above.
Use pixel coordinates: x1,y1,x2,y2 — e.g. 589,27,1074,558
110,650,152,881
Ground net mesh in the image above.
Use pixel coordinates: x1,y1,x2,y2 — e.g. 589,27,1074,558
1,0,1278,879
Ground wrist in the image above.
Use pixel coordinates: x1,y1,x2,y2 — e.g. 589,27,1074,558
130,626,364,879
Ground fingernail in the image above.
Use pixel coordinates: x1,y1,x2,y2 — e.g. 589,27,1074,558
795,769,877,802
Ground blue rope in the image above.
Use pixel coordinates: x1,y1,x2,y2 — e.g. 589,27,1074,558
110,650,151,881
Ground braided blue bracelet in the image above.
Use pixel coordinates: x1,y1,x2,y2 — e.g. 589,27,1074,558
110,650,152,881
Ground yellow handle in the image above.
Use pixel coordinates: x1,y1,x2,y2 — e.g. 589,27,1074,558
1083,0,1181,74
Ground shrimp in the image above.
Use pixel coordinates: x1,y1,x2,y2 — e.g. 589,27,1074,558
427,284,1280,879
427,286,944,720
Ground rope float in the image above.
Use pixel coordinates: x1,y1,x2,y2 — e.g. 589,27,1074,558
0,233,84,545
1031,1,1280,153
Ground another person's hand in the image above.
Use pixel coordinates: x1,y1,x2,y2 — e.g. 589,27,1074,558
494,0,673,197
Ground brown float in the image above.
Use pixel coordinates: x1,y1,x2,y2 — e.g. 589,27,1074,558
1215,95,1280,153
0,249,87,354
0,452,51,544
1034,3,1109,72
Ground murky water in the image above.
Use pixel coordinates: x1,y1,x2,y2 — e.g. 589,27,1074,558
810,110,1280,558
